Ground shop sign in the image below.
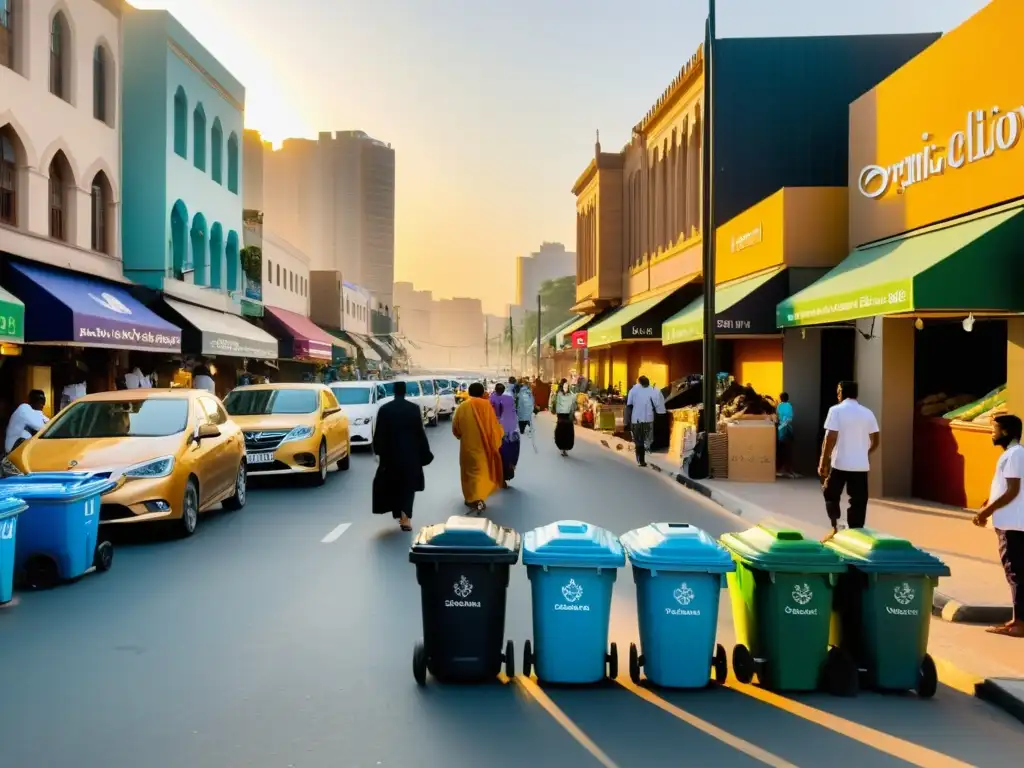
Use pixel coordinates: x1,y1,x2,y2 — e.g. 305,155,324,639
730,224,762,253
778,279,912,327
203,333,278,359
571,330,588,348
858,106,1023,200
623,324,656,340
717,319,752,331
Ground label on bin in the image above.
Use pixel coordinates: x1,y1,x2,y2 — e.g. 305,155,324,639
887,582,919,616
445,575,482,608
554,579,590,612
785,583,818,616
665,582,701,616
0,519,12,540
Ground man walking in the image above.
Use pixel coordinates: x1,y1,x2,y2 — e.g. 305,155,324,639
973,414,1024,637
625,376,666,467
819,381,879,541
372,380,433,531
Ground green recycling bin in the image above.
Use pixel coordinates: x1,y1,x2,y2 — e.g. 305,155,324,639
825,528,950,698
721,524,856,695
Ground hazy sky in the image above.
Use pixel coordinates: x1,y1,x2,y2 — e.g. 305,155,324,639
134,0,987,314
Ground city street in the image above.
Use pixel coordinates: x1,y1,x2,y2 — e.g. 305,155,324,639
1,422,1021,768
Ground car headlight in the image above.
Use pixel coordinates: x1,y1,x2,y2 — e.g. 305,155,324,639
124,456,175,478
1,457,23,477
353,417,371,426
282,425,315,443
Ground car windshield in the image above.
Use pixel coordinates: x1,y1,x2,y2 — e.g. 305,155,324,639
43,399,189,439
422,380,434,394
332,387,372,405
224,389,318,415
378,382,396,397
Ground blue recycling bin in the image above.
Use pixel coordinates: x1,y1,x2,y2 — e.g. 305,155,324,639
621,523,735,688
522,520,625,684
0,473,117,588
0,496,27,604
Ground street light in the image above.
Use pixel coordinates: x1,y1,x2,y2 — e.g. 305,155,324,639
701,0,718,433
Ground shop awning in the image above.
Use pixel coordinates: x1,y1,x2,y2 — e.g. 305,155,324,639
263,305,337,362
348,332,382,362
777,201,1024,328
0,284,25,344
7,261,181,351
163,297,277,359
528,316,579,354
555,314,594,348
586,283,699,348
663,267,788,345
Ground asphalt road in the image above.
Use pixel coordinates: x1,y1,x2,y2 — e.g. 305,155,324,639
1,419,1022,768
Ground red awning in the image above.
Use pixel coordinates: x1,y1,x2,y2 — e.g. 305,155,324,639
264,306,336,361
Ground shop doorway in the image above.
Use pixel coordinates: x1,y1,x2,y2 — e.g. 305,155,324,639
818,327,855,437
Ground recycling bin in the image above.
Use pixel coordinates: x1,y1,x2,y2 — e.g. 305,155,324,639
0,473,116,589
0,496,27,604
720,524,856,695
621,522,735,688
825,528,950,698
522,520,625,684
409,515,520,685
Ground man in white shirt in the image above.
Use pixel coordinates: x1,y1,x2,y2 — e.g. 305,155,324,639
973,414,1024,638
625,376,666,467
819,380,879,540
5,390,49,454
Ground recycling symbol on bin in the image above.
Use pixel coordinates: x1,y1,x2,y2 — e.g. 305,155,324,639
453,575,474,599
893,582,915,605
561,579,584,603
673,583,695,606
792,583,813,605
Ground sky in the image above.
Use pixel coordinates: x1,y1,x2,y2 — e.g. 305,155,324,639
133,0,988,315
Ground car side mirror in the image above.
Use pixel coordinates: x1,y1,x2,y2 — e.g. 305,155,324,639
195,423,220,441
323,406,341,417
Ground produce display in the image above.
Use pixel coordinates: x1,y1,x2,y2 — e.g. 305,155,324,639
916,384,1007,424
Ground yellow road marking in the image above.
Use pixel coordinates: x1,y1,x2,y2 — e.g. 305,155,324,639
726,681,974,768
515,676,621,768
617,679,798,767
933,656,983,696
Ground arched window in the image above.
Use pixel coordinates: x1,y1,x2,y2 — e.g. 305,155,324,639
225,231,240,292
170,200,188,278
0,126,17,226
190,213,208,284
1,0,14,71
210,118,223,184
90,171,112,254
226,132,239,194
48,151,74,241
192,104,206,171
209,223,224,289
93,46,107,122
49,12,70,101
173,87,187,158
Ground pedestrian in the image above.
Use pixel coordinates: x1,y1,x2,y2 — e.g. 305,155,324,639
624,375,666,467
193,363,216,395
776,392,796,478
516,380,535,434
5,390,49,455
452,382,504,512
371,380,434,532
549,378,576,457
491,383,520,487
972,414,1024,637
819,380,879,541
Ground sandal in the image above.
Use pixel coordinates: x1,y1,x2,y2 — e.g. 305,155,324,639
986,623,1024,637
400,523,412,532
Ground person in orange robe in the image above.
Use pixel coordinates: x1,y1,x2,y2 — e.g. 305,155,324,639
452,381,504,511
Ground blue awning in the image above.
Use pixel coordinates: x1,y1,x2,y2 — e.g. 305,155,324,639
6,262,182,351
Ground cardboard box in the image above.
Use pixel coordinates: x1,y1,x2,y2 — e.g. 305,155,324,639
726,421,776,482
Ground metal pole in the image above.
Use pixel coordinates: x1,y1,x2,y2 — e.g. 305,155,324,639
700,0,717,433
536,293,542,379
484,315,489,369
509,314,514,375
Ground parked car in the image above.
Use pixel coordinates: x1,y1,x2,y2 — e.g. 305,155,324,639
395,376,441,427
330,381,380,449
376,381,430,428
431,377,458,419
3,389,246,537
223,383,350,486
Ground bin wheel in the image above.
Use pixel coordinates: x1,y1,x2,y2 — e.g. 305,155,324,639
607,642,618,680
732,644,755,685
504,640,515,679
823,646,859,697
523,640,533,678
94,541,114,572
24,556,60,590
629,643,641,684
712,643,728,685
413,641,427,686
916,653,938,699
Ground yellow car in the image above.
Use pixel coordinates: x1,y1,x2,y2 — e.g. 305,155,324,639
3,389,247,537
223,383,350,485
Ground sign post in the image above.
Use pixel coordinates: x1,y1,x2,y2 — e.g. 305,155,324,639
701,0,718,433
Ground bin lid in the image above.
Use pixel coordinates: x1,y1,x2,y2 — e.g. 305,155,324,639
620,523,735,573
0,472,117,503
824,528,951,576
719,523,845,573
409,515,520,564
522,520,625,569
0,495,27,521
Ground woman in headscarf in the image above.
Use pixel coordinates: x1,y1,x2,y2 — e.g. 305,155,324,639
515,379,535,434
549,378,577,457
491,382,520,486
452,382,504,511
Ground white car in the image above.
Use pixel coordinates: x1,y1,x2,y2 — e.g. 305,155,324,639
375,381,431,428
396,376,441,427
330,381,380,449
431,377,457,419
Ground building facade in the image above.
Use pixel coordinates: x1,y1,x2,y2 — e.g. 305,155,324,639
120,8,246,314
515,242,576,307
262,229,309,316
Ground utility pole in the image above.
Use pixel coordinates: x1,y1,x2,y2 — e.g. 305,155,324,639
536,293,542,380
700,0,718,433
484,315,489,369
508,314,514,375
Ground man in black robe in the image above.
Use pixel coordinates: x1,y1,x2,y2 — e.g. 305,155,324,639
372,380,433,531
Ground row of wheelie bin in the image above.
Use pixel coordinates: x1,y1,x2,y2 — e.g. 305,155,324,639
409,517,948,699
0,472,117,606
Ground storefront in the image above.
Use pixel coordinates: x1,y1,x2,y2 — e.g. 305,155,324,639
261,305,340,382
774,0,1024,504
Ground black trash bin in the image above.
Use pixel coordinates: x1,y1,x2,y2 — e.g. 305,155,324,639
410,515,521,685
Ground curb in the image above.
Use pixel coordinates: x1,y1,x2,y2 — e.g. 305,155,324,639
977,679,1024,726
932,592,1014,625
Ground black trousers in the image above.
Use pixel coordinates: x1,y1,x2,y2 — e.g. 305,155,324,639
997,529,1024,621
822,469,868,529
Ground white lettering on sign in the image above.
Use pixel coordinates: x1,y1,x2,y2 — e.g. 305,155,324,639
886,606,919,616
665,607,701,616
784,606,818,615
858,106,1024,199
555,603,591,612
717,319,752,331
0,519,14,540
445,599,482,608
630,326,654,337
730,224,762,253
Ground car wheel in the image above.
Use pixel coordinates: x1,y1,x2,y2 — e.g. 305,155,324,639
179,478,200,537
311,440,328,486
223,462,247,511
428,413,439,427
337,444,350,471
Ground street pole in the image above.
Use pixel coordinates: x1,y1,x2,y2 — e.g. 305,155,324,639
508,314,514,375
700,0,717,433
536,293,542,380
484,316,489,369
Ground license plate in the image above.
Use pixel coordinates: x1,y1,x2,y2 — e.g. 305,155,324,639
247,452,275,464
